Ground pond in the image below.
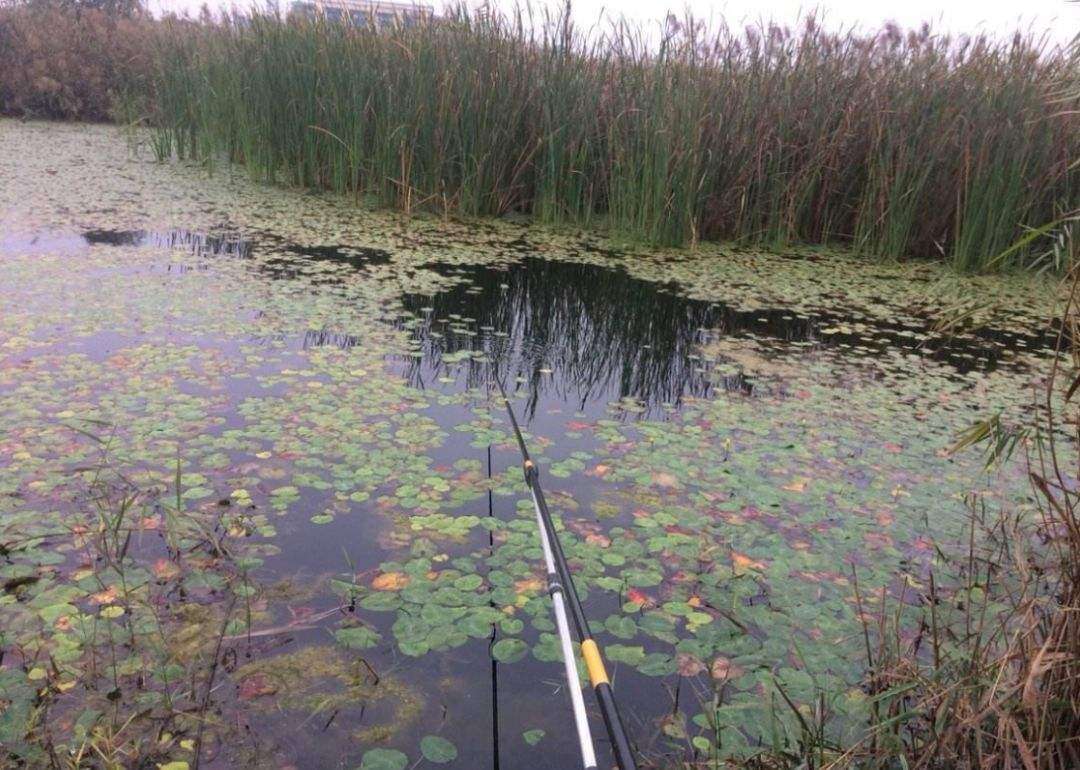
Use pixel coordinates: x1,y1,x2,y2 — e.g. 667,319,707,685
0,121,1058,769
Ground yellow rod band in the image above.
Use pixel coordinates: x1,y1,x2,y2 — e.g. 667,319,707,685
581,639,609,686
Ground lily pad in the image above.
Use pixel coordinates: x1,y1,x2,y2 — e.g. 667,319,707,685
491,638,529,663
359,748,408,770
335,626,381,650
419,735,458,763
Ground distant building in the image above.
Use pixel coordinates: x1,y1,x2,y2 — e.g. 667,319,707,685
291,0,434,27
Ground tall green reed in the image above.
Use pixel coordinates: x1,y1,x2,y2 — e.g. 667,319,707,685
147,7,1078,271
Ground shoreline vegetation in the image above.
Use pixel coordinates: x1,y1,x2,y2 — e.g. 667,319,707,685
0,2,1077,270
0,3,1079,769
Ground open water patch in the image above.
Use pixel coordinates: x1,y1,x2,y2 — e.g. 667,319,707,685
0,230,90,256
9,223,1056,418
80,227,392,272
394,257,1057,418
83,227,254,258
286,242,392,267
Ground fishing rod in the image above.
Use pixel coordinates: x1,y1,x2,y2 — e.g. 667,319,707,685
495,377,638,770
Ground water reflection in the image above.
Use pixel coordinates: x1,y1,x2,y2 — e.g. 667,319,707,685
397,258,742,418
247,327,363,350
78,228,393,281
302,328,362,350
83,228,253,258
287,243,392,267
396,257,1057,419
31,225,1056,419
255,243,392,281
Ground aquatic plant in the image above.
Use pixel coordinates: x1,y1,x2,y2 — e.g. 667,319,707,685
0,444,254,768
831,259,1080,770
143,6,1078,270
0,118,1071,768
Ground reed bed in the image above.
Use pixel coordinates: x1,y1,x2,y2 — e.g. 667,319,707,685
144,6,1078,271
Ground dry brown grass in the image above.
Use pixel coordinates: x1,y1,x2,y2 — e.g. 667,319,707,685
0,3,153,120
837,229,1080,769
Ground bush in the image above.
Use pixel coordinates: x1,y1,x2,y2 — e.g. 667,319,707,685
0,2,153,120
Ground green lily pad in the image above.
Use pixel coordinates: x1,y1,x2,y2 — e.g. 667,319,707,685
420,735,457,763
359,748,408,770
491,638,528,663
453,574,483,591
335,626,381,650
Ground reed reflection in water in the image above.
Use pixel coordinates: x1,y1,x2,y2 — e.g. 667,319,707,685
396,258,751,418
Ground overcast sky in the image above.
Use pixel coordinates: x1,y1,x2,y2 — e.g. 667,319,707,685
149,0,1078,46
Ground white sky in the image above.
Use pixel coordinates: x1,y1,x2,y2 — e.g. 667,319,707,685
149,0,1079,46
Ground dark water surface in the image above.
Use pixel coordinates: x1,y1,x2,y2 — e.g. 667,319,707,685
1,222,1054,769
395,256,1056,417
61,226,1054,407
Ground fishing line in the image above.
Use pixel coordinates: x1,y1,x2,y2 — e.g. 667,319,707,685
486,439,501,770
